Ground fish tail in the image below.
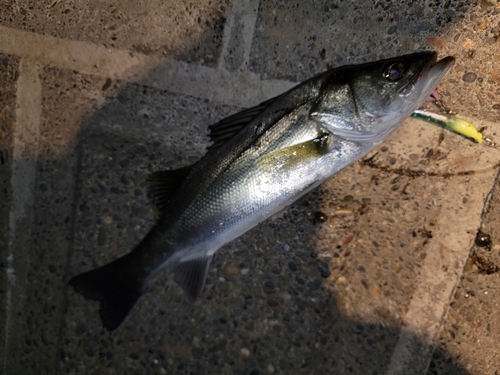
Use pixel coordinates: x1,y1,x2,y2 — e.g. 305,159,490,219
69,253,145,331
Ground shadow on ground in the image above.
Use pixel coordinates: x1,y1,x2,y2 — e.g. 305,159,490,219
2,0,486,372
42,80,471,374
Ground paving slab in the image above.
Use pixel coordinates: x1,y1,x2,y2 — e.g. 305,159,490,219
9,65,93,373
430,169,500,375
2,57,44,374
1,0,230,66
59,111,497,375
250,0,500,125
1,0,500,374
250,0,472,81
0,52,20,372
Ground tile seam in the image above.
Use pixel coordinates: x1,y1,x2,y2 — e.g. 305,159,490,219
384,135,499,374
218,0,260,71
4,58,42,375
0,25,295,108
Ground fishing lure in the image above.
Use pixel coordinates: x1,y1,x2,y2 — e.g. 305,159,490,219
411,109,484,144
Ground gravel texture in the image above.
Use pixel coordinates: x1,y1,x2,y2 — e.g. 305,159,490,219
2,1,500,374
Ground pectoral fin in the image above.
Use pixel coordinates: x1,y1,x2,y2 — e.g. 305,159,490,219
174,255,214,301
258,132,330,172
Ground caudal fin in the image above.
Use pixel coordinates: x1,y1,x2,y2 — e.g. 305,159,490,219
69,255,145,331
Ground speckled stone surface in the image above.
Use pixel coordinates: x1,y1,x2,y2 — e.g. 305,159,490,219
0,0,230,66
0,52,19,366
59,115,484,374
2,0,500,374
250,0,473,81
16,67,103,373
60,113,486,374
250,0,500,125
432,2,500,125
429,179,500,375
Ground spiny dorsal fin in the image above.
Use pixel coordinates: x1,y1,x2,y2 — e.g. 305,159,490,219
208,97,278,150
148,166,193,213
173,255,214,301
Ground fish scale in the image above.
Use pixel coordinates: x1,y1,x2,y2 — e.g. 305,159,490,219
169,105,320,240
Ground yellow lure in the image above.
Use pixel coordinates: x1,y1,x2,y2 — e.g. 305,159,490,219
411,109,483,144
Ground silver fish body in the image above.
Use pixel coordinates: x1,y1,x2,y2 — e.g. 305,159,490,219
70,51,454,330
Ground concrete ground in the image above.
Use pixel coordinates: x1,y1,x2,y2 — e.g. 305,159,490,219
1,0,500,374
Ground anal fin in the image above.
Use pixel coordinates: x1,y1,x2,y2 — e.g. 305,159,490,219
174,255,214,301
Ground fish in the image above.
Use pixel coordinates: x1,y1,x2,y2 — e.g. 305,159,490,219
69,51,455,331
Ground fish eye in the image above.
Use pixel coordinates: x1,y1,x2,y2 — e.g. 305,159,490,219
383,62,405,81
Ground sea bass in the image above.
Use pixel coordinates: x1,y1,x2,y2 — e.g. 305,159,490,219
70,51,454,330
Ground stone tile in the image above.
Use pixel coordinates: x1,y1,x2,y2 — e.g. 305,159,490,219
0,53,18,252
1,1,500,374
1,0,231,66
0,52,19,366
249,0,470,81
16,66,108,372
431,3,500,124
429,180,500,375
60,114,477,374
62,83,236,373
250,0,500,123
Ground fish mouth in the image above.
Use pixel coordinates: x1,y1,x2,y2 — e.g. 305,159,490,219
398,52,455,105
418,54,455,103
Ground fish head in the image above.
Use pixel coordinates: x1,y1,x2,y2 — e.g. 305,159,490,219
309,51,455,143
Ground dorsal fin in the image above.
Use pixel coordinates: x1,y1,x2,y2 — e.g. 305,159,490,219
173,255,214,301
148,166,193,213
208,97,278,150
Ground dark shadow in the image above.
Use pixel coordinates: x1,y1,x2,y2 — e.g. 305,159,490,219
2,1,488,374
48,78,470,374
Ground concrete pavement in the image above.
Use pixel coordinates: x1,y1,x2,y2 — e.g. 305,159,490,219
1,1,500,374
